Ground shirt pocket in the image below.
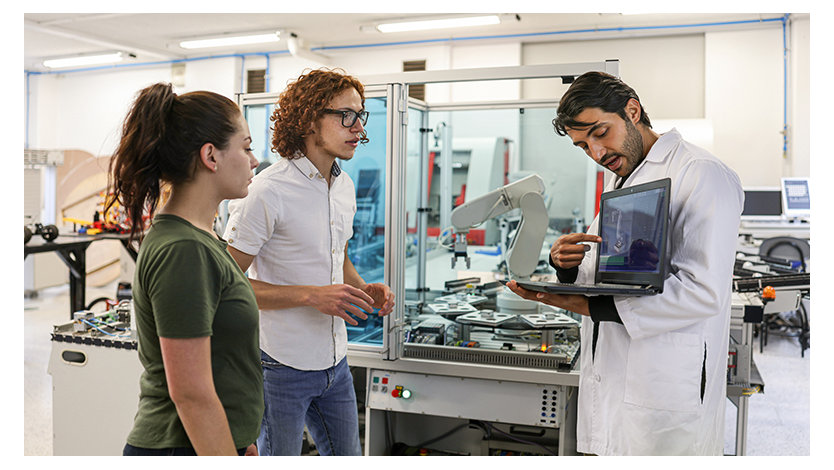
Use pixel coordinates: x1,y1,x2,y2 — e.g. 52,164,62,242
623,331,703,412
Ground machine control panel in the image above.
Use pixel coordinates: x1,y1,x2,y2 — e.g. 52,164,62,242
367,369,565,428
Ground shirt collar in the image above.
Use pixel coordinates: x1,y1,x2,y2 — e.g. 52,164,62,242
290,153,342,180
644,127,681,164
616,128,680,188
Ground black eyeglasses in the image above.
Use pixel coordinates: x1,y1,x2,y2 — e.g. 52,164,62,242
323,108,369,128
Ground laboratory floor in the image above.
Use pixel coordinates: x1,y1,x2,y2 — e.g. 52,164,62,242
23,281,811,456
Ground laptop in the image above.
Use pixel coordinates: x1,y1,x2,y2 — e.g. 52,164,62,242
516,177,671,296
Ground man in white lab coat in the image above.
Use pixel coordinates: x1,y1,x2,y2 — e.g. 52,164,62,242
508,71,743,455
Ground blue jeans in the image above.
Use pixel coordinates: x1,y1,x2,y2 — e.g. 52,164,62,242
257,350,362,456
123,443,246,456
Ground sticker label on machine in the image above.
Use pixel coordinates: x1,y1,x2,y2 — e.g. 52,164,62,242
367,370,562,427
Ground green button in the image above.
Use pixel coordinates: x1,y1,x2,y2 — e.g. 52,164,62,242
373,377,379,383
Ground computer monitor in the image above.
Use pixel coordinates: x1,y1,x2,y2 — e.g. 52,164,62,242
741,187,783,220
781,177,811,218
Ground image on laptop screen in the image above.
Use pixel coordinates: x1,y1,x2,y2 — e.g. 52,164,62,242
598,187,666,274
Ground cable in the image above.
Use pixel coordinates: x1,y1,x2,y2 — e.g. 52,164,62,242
80,318,131,338
478,421,558,456
437,226,455,249
415,422,471,449
85,296,114,310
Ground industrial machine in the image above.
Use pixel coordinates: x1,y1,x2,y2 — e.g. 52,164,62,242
48,300,142,456
449,173,547,277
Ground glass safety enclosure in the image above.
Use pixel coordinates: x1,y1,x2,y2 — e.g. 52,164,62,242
236,60,619,366
365,61,619,370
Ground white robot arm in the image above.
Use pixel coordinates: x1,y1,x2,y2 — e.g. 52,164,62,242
450,174,549,279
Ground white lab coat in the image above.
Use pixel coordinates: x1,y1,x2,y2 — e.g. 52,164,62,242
574,129,743,455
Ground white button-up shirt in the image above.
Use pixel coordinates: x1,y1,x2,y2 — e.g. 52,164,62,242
225,156,356,370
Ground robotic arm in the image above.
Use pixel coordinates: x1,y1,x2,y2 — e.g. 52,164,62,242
450,174,549,279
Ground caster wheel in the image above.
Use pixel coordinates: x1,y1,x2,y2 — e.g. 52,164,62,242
41,224,59,241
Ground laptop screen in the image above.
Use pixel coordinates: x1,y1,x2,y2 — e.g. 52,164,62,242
595,178,670,286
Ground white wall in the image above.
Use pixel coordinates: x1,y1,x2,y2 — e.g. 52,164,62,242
705,28,784,187
522,34,706,119
24,19,810,191
28,57,241,156
790,16,811,179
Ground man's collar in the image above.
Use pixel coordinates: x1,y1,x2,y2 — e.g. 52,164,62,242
644,128,681,163
290,153,341,180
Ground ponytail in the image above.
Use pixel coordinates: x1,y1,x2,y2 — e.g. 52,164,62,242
107,83,241,241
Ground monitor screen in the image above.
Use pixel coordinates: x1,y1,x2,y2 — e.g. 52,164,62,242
781,177,810,217
598,186,666,274
742,188,783,218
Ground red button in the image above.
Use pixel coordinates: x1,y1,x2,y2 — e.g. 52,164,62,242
382,377,388,384
391,389,400,398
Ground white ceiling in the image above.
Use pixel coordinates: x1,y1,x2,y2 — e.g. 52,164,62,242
23,12,795,72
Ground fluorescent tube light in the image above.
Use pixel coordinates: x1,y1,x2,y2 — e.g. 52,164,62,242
376,15,501,33
179,32,280,49
43,52,125,69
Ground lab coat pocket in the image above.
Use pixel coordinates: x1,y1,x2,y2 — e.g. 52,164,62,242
623,332,702,412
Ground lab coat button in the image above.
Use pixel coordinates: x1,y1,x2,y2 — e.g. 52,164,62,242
595,374,601,382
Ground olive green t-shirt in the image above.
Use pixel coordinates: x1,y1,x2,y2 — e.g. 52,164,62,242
127,214,263,450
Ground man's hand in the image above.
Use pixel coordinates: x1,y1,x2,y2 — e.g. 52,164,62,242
550,233,602,270
363,283,395,317
307,284,376,326
244,444,258,456
505,280,590,316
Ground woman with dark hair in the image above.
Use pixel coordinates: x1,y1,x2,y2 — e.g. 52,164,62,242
108,83,261,456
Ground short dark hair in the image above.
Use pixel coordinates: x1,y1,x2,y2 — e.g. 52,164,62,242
553,71,651,136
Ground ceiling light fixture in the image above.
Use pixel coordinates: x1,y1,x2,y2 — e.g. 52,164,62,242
376,15,501,33
179,31,281,49
42,51,126,69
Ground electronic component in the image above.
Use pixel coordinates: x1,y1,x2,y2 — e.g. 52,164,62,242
53,304,136,350
72,310,95,333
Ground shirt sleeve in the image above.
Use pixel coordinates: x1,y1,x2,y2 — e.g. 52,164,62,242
224,178,278,257
143,241,223,338
549,255,579,283
589,296,623,324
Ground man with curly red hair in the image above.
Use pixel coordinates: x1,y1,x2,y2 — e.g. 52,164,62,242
224,68,394,456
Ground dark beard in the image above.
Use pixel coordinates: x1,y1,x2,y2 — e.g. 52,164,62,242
620,118,645,177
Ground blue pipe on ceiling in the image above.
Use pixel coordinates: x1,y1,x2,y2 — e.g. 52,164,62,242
23,15,791,150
